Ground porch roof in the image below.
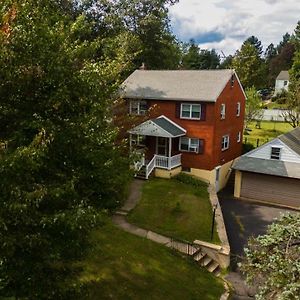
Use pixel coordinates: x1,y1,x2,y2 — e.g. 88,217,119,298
129,115,186,138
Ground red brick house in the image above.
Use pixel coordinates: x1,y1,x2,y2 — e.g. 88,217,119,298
121,69,246,191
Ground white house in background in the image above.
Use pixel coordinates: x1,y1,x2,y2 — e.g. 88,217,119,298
275,70,290,94
232,127,300,209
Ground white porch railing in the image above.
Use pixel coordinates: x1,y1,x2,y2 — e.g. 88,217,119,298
133,150,145,172
145,154,182,179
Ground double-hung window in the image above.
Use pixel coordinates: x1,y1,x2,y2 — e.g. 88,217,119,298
221,104,226,119
221,135,230,151
180,103,201,120
130,100,147,115
180,137,200,153
270,147,281,160
237,131,241,143
237,102,241,116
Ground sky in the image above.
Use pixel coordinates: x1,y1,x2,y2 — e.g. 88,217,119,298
169,0,300,56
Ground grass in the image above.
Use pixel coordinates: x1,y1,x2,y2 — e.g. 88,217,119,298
79,221,224,300
244,120,291,148
127,178,220,244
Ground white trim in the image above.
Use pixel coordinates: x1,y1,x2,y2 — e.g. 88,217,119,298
220,103,226,119
237,102,241,117
179,137,200,153
221,135,230,151
233,70,247,100
180,103,201,120
237,131,241,143
157,115,187,133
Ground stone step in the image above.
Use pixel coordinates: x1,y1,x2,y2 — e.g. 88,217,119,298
193,250,206,262
207,261,220,273
201,255,213,267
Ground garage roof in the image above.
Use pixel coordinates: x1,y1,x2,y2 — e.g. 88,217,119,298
233,156,300,179
279,127,300,156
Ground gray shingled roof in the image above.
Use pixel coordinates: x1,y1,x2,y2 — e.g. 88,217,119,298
152,117,185,137
121,69,236,102
129,116,186,138
276,71,289,81
278,127,300,156
233,156,300,179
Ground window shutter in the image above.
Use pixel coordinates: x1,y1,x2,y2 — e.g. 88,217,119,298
199,139,205,154
200,103,206,121
175,102,181,118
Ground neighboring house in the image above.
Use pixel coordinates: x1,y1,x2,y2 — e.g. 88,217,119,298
233,127,300,209
275,70,290,94
121,69,246,191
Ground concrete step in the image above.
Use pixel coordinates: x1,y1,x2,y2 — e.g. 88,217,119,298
207,261,220,273
193,250,206,262
201,255,213,267
115,210,128,216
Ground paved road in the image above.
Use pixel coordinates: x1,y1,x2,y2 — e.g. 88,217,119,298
219,190,295,263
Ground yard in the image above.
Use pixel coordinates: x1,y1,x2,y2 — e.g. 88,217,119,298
127,177,220,244
244,120,292,149
79,221,224,300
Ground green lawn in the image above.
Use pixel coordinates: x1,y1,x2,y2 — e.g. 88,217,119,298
127,178,220,244
244,121,291,148
79,221,224,300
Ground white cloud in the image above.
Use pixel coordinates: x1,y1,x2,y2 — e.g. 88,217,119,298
169,0,300,55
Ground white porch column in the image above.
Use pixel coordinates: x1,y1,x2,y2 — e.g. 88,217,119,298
168,137,172,170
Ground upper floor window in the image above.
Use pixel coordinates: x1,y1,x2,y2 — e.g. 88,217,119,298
283,80,288,86
270,147,281,160
180,137,202,153
237,102,241,116
180,103,201,120
237,131,241,143
220,104,226,119
222,135,230,151
130,100,147,115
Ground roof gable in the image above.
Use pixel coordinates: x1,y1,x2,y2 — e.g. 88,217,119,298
121,69,243,102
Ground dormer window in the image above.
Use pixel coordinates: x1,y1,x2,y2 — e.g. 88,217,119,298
270,147,281,160
130,100,148,115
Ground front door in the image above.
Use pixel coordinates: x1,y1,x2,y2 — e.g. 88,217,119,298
156,137,168,156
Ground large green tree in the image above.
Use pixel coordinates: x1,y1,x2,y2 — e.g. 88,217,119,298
0,1,132,298
231,42,266,89
241,213,300,300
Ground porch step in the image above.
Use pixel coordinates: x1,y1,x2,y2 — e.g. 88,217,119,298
135,166,147,179
192,249,206,262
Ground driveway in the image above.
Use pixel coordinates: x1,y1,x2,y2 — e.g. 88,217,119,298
218,190,295,264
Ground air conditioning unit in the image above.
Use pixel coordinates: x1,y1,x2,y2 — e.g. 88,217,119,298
189,146,198,153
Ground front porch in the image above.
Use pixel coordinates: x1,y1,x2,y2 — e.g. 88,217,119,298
129,115,186,179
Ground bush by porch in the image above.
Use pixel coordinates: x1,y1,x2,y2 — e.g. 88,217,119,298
127,176,220,244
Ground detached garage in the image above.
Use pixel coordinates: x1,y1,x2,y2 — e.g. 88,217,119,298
233,127,300,209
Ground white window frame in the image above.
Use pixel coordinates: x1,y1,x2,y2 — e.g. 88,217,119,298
129,100,147,115
221,135,230,151
220,104,226,119
131,134,146,146
237,102,241,117
237,131,241,143
180,103,201,120
270,146,281,160
179,137,200,153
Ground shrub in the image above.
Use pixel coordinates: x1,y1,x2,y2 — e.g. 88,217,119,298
174,173,207,188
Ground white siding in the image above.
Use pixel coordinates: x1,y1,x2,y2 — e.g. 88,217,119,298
247,139,300,163
275,79,289,93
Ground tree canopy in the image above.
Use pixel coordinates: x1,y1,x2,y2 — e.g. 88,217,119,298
241,213,300,300
0,1,132,298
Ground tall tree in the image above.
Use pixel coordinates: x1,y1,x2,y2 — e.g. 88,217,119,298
244,35,263,56
231,42,266,89
244,87,263,128
241,213,300,300
0,1,132,298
